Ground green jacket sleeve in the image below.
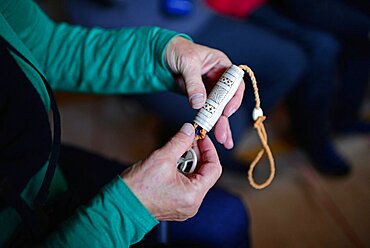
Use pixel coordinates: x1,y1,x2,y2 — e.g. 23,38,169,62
1,0,187,94
43,176,159,247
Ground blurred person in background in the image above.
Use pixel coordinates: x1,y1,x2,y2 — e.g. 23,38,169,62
67,0,358,176
66,0,307,174
206,0,350,175
271,0,370,135
0,0,250,247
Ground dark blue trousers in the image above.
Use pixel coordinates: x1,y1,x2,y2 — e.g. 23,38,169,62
136,7,340,165
248,5,340,146
271,0,370,128
55,145,250,248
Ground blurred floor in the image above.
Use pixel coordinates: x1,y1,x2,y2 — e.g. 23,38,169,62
57,92,370,248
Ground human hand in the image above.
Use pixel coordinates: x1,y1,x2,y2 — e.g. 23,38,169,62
121,123,222,221
165,37,245,149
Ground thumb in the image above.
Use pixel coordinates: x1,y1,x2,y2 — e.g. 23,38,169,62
160,123,195,162
182,66,207,109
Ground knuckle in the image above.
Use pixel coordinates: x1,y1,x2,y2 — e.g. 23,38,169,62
212,49,231,65
187,83,200,94
189,208,198,218
150,149,163,160
180,51,197,68
182,192,198,208
169,134,188,149
149,149,168,165
184,209,197,220
214,49,226,58
216,164,223,178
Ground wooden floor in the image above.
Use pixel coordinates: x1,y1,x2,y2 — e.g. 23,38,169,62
57,93,370,248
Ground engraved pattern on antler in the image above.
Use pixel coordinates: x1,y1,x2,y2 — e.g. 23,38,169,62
208,85,228,104
220,76,234,87
203,102,217,114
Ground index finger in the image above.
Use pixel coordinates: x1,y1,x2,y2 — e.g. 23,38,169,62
223,78,245,117
193,136,222,190
182,62,207,109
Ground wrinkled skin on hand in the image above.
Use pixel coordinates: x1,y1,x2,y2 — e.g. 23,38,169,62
164,37,245,150
121,123,222,221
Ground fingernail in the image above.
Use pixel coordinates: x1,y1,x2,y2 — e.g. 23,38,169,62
189,93,204,109
220,133,226,144
181,123,194,136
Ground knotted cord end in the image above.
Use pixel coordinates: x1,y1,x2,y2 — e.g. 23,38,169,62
239,64,275,190
252,107,264,121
